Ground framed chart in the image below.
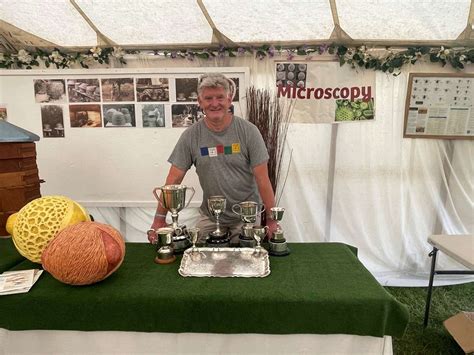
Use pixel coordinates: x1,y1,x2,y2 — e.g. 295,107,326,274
403,73,474,139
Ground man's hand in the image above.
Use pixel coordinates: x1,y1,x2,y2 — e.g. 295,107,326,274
147,229,158,244
148,218,168,244
266,218,279,239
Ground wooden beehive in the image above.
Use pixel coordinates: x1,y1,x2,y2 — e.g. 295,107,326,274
0,121,42,236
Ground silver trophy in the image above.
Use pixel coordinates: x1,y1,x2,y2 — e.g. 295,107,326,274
232,201,265,247
187,227,206,261
153,184,195,252
252,225,268,253
207,196,230,246
187,227,200,251
154,227,176,264
268,207,290,256
208,196,227,237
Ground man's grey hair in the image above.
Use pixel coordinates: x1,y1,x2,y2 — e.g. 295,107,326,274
197,73,231,96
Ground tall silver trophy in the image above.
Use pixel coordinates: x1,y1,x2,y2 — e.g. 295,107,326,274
268,207,290,256
232,201,265,248
207,195,230,247
153,184,195,253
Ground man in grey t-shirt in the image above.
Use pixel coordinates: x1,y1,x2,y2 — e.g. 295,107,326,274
149,73,277,244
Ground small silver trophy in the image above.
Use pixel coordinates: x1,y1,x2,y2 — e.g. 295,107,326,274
154,227,176,264
187,227,200,252
207,196,230,247
153,184,195,253
268,207,290,256
232,201,265,248
252,225,268,256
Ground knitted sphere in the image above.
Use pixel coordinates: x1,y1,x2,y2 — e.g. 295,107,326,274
41,222,126,286
12,196,90,263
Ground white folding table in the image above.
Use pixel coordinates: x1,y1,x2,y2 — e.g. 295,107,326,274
424,234,474,327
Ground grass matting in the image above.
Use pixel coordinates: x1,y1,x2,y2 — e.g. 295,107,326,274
386,282,474,354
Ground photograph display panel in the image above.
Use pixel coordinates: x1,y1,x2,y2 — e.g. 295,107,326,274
4,67,249,204
403,73,474,139
31,69,247,134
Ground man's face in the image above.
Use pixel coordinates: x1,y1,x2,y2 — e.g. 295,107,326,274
197,87,232,121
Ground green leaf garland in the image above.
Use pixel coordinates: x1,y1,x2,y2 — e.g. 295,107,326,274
0,45,471,75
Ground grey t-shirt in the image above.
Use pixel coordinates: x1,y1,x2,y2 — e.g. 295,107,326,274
168,116,269,224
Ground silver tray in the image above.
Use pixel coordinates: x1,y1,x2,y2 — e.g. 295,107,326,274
178,247,270,278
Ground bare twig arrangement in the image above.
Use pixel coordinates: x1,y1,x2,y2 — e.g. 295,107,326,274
246,86,294,202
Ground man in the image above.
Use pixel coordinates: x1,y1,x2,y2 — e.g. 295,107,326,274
149,73,277,244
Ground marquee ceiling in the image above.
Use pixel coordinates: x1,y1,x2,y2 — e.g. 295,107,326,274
0,0,472,53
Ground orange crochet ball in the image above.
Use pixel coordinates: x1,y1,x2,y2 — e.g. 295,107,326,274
41,221,126,286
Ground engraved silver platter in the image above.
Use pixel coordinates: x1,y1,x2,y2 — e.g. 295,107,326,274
178,247,270,278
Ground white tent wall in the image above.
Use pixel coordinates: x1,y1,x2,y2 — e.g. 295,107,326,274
1,55,473,286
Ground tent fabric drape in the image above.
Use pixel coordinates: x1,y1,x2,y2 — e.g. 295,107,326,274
77,55,473,287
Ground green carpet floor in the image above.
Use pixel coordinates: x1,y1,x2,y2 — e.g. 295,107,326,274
386,282,474,354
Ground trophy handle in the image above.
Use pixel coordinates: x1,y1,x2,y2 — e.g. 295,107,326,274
258,203,266,215
232,204,241,215
263,225,269,235
184,186,195,208
153,186,166,209
174,226,183,236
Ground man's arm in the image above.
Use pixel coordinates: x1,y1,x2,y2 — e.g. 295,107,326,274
252,162,278,236
148,165,187,242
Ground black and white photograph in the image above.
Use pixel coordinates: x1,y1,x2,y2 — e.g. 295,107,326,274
101,78,135,102
171,104,204,128
140,104,165,127
103,104,136,127
228,78,240,102
69,104,102,127
41,105,65,137
136,78,169,102
34,79,67,103
175,78,199,102
67,79,101,103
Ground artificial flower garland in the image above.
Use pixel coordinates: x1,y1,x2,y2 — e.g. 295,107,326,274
0,45,471,75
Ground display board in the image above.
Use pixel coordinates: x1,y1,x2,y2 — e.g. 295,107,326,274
275,61,376,124
403,73,474,139
0,67,249,206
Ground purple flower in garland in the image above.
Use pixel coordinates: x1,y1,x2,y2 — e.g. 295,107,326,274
218,46,226,58
170,51,177,59
187,52,195,61
237,47,246,56
286,49,295,60
268,46,276,58
318,44,329,55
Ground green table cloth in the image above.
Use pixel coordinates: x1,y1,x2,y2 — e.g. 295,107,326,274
0,239,409,337
0,238,25,273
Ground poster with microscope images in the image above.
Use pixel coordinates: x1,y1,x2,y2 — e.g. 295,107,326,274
275,61,376,124
276,62,307,88
404,73,474,139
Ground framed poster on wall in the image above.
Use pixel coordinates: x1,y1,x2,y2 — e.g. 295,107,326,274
403,73,474,139
275,61,376,124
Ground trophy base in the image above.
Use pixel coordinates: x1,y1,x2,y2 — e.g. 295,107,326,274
154,255,176,264
206,231,230,247
172,234,191,254
269,239,290,256
239,235,256,248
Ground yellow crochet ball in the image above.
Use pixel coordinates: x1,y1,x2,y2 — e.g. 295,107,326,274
42,221,126,286
6,213,18,235
11,196,90,263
